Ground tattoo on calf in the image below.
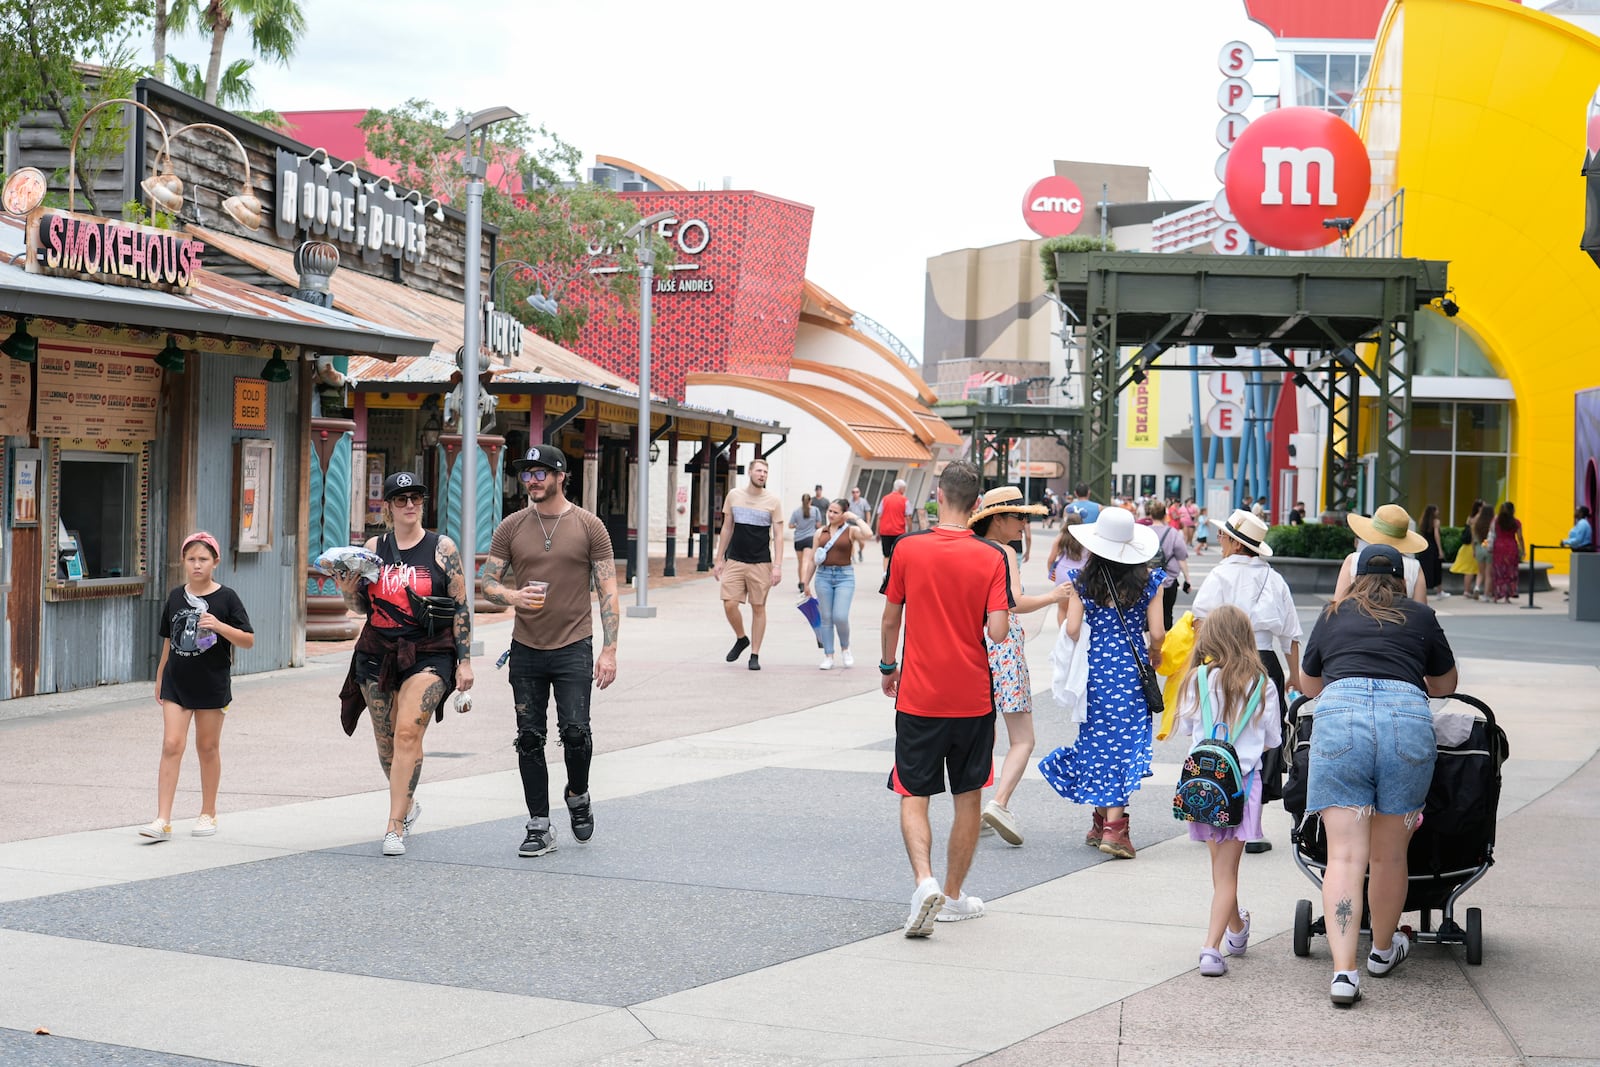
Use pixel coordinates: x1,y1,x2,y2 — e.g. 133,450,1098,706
1335,897,1354,936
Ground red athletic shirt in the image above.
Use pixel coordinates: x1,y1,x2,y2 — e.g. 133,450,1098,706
878,491,909,536
885,526,1011,717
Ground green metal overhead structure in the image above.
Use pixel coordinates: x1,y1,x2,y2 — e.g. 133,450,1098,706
934,399,1087,485
1051,251,1449,512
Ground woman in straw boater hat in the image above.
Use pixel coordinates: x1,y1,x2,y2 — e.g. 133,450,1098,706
1037,507,1166,860
968,487,1070,848
1191,509,1304,852
1333,504,1429,602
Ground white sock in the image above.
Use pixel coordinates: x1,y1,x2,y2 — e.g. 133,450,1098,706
1371,942,1396,962
1335,969,1361,987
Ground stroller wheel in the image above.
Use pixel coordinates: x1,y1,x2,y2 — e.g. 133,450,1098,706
1294,899,1313,958
1465,907,1483,965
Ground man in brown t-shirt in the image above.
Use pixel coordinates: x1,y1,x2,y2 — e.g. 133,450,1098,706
713,457,783,670
482,444,619,858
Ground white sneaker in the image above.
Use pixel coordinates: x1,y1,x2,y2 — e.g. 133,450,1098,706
982,800,1023,846
137,819,171,842
935,894,986,922
1367,930,1411,976
191,814,218,837
841,650,854,668
819,655,834,670
904,877,945,937
382,831,406,857
403,801,422,835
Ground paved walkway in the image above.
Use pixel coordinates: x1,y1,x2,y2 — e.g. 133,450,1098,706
0,537,1594,1066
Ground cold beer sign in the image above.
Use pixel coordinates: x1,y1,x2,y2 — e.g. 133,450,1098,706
1021,176,1086,238
1223,106,1371,251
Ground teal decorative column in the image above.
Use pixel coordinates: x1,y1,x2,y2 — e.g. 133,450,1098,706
437,432,507,613
306,417,359,640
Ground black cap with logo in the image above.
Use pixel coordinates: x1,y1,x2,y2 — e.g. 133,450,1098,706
382,471,427,500
511,444,567,474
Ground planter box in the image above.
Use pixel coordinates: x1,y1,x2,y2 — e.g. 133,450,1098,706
1440,563,1552,595
1271,557,1345,595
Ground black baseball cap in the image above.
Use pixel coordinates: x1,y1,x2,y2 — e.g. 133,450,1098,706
1355,543,1404,577
383,471,427,499
511,444,567,473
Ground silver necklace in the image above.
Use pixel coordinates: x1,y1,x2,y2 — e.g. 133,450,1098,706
533,507,568,552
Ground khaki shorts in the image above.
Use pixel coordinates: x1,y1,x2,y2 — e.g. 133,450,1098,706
720,559,773,605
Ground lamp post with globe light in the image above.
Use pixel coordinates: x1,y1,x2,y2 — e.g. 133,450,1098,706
623,210,675,619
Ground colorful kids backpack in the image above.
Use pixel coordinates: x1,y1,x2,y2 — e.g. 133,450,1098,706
1172,664,1267,827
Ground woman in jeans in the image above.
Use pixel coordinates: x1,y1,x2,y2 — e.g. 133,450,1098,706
1300,543,1458,1007
813,499,871,669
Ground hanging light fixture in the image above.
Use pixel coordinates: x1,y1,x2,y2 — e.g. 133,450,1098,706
152,122,264,230
2,316,38,364
261,347,293,383
154,334,186,372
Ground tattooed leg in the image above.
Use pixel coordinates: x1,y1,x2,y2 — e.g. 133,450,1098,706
1335,897,1353,936
1318,806,1371,972
388,671,444,825
361,680,396,780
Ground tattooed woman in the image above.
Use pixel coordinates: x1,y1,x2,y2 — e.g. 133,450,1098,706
1298,544,1458,1007
480,444,621,859
336,471,475,857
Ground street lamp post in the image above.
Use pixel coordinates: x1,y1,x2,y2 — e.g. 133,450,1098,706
624,210,675,619
445,106,520,643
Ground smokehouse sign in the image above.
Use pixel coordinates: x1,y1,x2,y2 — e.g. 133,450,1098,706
26,210,206,292
275,148,432,265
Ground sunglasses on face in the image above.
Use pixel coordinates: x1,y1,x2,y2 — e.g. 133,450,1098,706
390,492,424,506
519,468,554,483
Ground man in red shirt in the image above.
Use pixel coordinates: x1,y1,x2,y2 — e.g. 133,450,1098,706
876,478,911,578
880,460,1011,937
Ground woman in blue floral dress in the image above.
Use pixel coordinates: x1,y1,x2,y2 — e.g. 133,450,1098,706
1039,507,1166,859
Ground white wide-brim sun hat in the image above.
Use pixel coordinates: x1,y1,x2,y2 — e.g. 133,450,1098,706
1076,507,1159,565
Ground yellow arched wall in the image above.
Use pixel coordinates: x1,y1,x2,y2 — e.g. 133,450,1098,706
1364,0,1600,563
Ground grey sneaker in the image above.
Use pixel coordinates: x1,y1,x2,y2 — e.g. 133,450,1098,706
381,831,406,857
565,791,594,843
518,817,558,857
1367,930,1411,977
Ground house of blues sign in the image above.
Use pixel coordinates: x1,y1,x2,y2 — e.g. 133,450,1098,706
275,148,433,266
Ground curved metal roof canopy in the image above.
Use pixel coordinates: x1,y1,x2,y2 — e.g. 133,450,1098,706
1052,251,1450,511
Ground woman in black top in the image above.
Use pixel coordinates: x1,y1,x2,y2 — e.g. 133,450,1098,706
1300,543,1458,1008
1417,504,1445,597
141,531,254,842
335,472,475,857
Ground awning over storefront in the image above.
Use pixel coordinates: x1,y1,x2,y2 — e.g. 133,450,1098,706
0,215,434,359
688,372,929,462
789,359,961,450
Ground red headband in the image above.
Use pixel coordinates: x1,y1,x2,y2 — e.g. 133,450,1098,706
182,531,220,557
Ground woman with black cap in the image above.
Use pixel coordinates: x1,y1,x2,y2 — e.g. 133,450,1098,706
1300,543,1458,1008
335,471,475,858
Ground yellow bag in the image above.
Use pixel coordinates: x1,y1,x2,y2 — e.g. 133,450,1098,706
1154,611,1196,740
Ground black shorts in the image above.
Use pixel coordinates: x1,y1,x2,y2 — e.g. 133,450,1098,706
888,711,996,797
795,536,814,552
880,534,901,558
354,650,456,694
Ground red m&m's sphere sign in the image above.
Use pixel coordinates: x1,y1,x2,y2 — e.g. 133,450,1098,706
1223,107,1371,251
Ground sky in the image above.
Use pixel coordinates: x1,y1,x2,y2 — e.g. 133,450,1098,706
150,0,1283,359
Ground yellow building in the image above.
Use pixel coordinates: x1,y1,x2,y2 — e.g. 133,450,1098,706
1361,0,1600,559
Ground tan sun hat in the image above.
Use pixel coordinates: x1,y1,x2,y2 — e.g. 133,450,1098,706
1219,509,1274,557
1347,503,1429,554
969,485,1049,526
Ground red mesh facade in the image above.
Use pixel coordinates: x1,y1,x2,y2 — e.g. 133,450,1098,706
571,191,813,400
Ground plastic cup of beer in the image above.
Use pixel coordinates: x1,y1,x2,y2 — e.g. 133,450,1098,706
524,580,549,610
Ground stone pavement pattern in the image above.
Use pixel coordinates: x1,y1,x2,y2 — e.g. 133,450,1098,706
0,541,1595,1065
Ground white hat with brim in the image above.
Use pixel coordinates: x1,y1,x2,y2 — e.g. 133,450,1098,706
1347,504,1429,554
1220,509,1274,557
1076,507,1159,565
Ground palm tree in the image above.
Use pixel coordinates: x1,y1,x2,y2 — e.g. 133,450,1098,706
152,0,203,82
167,57,288,129
198,0,307,106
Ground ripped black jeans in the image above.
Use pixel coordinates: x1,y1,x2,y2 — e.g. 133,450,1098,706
509,637,593,819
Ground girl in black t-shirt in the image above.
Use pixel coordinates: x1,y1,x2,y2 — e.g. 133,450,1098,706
141,532,255,843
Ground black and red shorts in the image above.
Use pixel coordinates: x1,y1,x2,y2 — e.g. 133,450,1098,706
887,711,996,797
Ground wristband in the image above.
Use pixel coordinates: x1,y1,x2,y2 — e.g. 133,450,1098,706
878,661,898,675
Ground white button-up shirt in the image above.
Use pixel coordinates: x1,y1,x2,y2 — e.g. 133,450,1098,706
1191,554,1303,652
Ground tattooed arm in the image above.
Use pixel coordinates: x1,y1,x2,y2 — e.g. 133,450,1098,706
333,536,379,614
437,535,475,692
592,555,619,691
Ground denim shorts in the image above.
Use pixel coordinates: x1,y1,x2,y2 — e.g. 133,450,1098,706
1305,678,1436,817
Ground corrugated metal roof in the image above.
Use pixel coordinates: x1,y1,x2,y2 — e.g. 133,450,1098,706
190,224,638,392
0,214,434,358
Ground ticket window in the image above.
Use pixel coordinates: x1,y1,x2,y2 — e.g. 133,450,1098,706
54,448,142,582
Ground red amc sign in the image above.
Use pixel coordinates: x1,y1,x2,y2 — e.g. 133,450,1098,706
1022,176,1085,238
1224,107,1371,251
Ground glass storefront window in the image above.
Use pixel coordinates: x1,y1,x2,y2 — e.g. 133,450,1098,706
1399,453,1453,526
57,450,139,580
1411,402,1455,451
1294,54,1328,108
1455,402,1510,454
1454,455,1510,524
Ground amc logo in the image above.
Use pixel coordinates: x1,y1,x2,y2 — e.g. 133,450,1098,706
1022,176,1086,238
1224,107,1371,251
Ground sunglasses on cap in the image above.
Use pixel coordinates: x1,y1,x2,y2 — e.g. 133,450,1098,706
518,468,555,483
390,492,425,506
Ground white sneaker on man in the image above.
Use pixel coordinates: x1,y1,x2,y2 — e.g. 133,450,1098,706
904,877,945,937
935,894,985,922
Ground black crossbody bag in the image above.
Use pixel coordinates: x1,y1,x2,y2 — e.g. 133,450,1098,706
1106,575,1164,717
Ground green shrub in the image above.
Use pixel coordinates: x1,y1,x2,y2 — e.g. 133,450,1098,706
1040,235,1116,283
1440,526,1464,562
1265,523,1355,560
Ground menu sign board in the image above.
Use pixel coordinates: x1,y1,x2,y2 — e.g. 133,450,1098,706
0,362,31,436
36,341,162,440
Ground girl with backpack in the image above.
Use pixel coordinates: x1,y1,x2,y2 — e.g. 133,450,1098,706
1174,604,1280,977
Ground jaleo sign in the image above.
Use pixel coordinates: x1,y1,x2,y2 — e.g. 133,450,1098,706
26,210,205,292
1223,106,1371,251
275,148,431,266
1022,176,1086,238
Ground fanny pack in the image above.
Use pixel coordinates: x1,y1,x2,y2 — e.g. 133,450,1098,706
405,587,457,636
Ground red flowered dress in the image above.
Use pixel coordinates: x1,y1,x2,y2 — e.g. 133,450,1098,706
987,614,1032,715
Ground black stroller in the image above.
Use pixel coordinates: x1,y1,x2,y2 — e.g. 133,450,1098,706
1282,691,1509,965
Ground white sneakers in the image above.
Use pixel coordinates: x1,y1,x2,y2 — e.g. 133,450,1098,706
1367,930,1411,976
981,800,1023,846
191,814,218,837
904,877,945,937
841,650,854,668
819,655,834,670
382,831,406,857
935,894,986,922
820,652,854,670
137,819,171,842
